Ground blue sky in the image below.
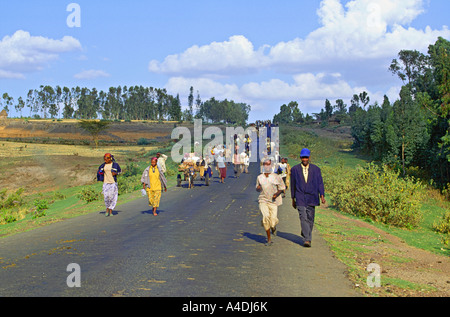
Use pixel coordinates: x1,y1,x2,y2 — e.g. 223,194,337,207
0,0,449,122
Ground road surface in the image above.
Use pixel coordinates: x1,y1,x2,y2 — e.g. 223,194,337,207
0,157,359,298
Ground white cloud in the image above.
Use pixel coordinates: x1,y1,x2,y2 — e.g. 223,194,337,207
0,30,82,78
269,0,449,67
149,35,269,75
149,0,449,76
0,69,25,79
74,69,111,80
241,73,367,101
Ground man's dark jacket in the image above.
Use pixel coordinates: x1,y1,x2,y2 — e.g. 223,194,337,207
290,163,325,207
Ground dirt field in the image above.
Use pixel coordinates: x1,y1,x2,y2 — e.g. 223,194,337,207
0,142,158,194
0,119,179,143
0,119,177,194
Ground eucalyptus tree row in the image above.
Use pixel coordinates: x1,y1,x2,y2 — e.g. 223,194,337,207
2,84,252,126
16,85,182,121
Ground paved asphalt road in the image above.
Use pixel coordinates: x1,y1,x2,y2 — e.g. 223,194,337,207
0,156,360,298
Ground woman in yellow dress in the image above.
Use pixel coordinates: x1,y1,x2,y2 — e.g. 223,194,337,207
141,157,167,216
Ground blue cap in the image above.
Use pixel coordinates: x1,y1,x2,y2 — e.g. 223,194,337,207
300,148,311,157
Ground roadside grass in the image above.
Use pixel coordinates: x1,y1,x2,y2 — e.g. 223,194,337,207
314,207,441,296
279,124,449,296
368,200,449,256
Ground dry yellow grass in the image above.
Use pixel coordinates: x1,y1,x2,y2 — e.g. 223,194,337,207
0,141,156,158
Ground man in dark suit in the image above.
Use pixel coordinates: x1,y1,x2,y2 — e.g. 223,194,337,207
290,148,326,247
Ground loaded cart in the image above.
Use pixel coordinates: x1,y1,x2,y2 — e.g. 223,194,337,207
177,161,210,188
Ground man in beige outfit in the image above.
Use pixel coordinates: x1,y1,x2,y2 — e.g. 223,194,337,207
256,159,286,246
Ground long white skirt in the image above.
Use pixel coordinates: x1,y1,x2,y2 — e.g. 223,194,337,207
102,183,118,210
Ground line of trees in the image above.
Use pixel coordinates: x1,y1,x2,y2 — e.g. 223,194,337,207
272,96,362,126
0,85,183,121
272,101,314,125
0,85,251,125
351,37,449,188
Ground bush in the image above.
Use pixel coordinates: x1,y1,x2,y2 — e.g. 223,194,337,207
0,188,27,224
137,138,155,146
118,175,141,195
122,163,140,177
32,199,48,219
77,186,100,203
0,188,25,209
442,183,450,201
323,163,425,229
433,211,450,234
1,208,27,224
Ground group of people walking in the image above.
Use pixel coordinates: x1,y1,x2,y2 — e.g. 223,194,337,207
96,139,325,248
97,152,168,217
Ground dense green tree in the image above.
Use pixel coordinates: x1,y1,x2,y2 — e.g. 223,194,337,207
1,93,14,113
351,37,449,187
78,120,111,148
15,97,25,117
168,94,182,122
324,99,333,119
186,86,194,122
393,86,429,174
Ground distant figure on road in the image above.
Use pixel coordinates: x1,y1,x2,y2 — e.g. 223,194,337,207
240,151,249,174
156,152,168,175
256,159,286,246
141,157,167,216
276,158,288,198
216,151,227,183
284,158,291,191
233,144,241,178
290,148,326,248
97,153,121,217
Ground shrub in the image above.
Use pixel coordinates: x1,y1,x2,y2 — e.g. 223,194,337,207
0,188,27,224
118,175,141,195
0,188,25,209
53,191,66,200
32,199,48,219
433,211,450,234
137,138,157,145
1,208,27,224
323,163,425,229
77,186,100,203
442,183,450,201
122,163,140,177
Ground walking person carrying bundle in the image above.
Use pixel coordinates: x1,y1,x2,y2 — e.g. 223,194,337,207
97,153,121,217
141,157,168,216
256,159,285,246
